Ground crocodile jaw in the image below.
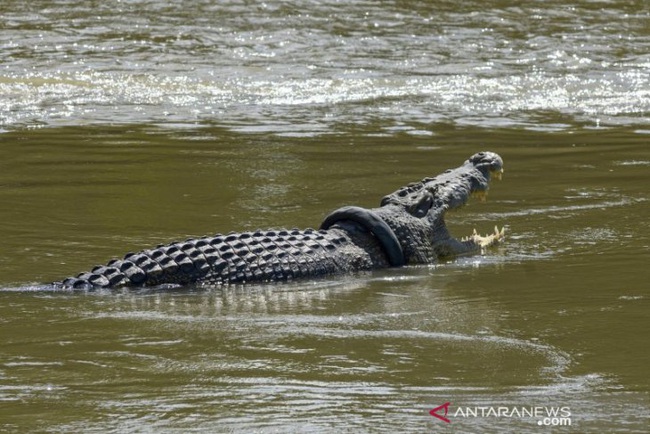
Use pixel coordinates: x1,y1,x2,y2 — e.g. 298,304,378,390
463,226,506,248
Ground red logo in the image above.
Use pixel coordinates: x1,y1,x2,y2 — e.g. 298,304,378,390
430,402,451,423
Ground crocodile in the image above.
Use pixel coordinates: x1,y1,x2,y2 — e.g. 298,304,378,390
55,151,505,290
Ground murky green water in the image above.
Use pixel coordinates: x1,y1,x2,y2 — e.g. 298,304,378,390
2,126,648,432
2,0,650,432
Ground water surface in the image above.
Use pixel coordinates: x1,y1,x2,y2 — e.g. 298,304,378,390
1,1,649,432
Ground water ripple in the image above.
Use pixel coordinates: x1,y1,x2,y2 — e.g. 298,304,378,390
1,0,649,132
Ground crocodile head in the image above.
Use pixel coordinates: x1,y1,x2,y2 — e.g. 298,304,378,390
378,151,505,261
320,151,505,265
381,151,504,213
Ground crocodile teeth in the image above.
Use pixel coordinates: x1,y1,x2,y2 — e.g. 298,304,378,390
472,191,488,202
462,226,506,246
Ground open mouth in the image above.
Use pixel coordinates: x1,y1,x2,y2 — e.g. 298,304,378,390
463,165,505,249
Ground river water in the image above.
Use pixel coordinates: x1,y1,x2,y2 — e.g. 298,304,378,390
1,1,649,432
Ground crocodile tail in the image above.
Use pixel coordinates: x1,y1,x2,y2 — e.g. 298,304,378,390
54,229,349,290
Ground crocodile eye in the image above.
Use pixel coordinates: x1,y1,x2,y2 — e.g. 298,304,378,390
408,190,434,217
469,152,487,165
